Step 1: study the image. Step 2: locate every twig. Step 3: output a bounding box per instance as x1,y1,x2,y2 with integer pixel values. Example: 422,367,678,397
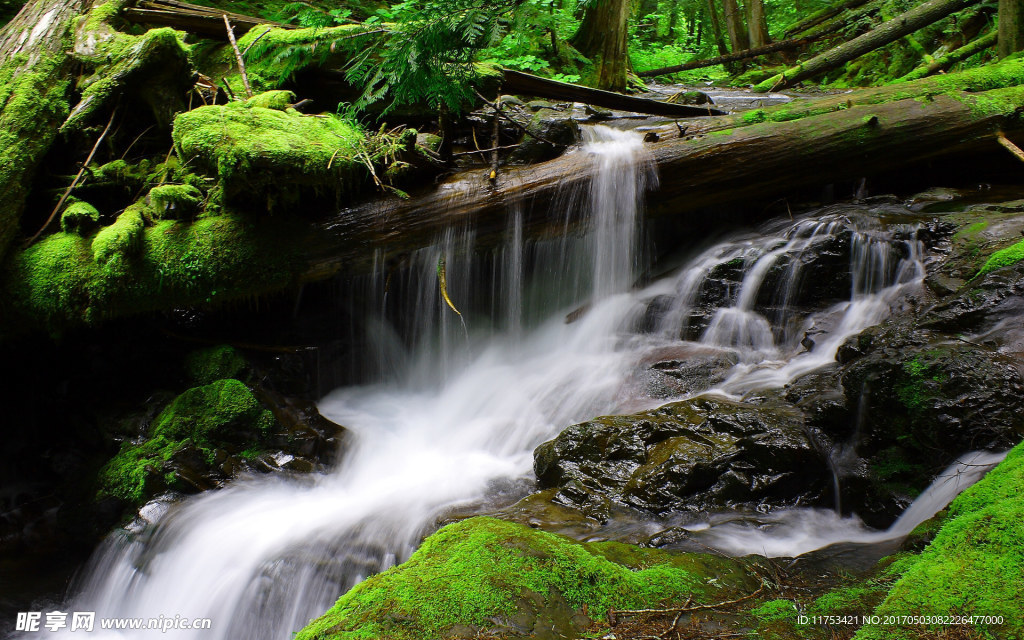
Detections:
221,76,237,101
241,25,273,56
490,92,502,182
452,143,521,158
473,89,558,146
659,596,692,638
611,586,764,619
25,106,119,246
223,15,253,98
997,131,1024,164
119,124,155,160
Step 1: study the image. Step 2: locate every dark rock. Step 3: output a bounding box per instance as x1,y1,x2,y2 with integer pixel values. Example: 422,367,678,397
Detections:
534,396,830,516
507,109,580,165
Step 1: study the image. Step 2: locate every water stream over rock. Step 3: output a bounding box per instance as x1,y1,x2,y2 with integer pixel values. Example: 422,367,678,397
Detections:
23,126,1004,638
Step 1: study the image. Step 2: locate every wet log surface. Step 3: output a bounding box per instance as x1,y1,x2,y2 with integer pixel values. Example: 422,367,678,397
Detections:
304,87,1024,278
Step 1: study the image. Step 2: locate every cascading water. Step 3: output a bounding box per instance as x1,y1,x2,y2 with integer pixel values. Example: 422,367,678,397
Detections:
22,128,997,639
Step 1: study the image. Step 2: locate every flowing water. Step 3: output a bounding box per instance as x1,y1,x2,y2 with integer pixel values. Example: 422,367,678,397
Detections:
23,126,1001,638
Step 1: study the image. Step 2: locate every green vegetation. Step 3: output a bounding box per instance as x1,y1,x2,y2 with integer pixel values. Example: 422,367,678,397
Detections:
295,516,756,640
98,378,274,504
978,238,1024,276
185,345,249,386
60,200,101,234
856,443,1024,639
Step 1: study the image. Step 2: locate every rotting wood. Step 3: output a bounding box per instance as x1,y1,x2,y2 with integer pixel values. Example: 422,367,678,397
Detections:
900,29,997,80
784,0,871,38
501,69,728,117
123,0,291,38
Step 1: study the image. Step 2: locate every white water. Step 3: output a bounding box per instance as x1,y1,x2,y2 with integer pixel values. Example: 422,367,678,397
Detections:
29,129,995,638
687,449,1007,557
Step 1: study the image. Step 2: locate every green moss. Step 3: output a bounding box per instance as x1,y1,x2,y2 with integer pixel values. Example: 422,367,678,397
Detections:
295,516,747,640
172,102,367,198
91,201,148,266
3,211,303,332
185,345,248,386
151,378,268,442
60,200,101,234
97,435,183,503
97,378,274,504
752,599,798,622
894,355,946,412
147,184,203,220
245,90,295,110
977,238,1024,277
0,53,72,263
856,442,1024,640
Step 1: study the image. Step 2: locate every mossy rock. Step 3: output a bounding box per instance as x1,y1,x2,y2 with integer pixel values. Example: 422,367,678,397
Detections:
856,442,1024,639
295,516,758,640
151,378,272,445
97,378,274,505
60,200,101,234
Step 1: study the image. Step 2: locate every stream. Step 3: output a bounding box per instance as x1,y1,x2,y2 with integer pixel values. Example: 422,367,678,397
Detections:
19,126,1006,638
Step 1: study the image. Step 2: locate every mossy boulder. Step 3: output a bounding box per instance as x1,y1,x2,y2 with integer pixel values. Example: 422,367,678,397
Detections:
507,108,580,165
295,516,759,640
98,378,274,504
534,396,829,518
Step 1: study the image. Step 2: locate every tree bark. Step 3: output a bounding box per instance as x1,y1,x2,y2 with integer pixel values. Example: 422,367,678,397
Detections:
747,0,770,48
998,0,1024,57
705,0,730,57
753,0,980,91
721,0,749,51
0,0,96,262
570,0,631,91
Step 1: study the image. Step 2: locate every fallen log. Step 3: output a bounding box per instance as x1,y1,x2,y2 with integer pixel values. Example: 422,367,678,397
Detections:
500,69,728,117
122,0,290,37
638,32,832,78
304,83,1024,278
899,29,997,81
753,0,979,92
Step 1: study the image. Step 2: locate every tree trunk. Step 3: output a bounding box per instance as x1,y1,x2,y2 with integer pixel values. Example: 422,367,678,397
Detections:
754,0,979,91
0,0,96,263
998,0,1024,57
705,0,730,57
721,0,749,51
570,0,631,91
747,0,770,48
784,0,871,38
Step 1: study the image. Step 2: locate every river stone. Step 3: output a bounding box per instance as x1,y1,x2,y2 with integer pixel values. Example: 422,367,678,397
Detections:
534,396,829,516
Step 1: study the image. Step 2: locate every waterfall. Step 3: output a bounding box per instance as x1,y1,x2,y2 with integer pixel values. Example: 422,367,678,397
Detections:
26,130,991,639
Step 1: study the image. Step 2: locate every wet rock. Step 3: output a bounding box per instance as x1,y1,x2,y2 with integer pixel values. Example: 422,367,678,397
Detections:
633,346,739,399
534,396,830,515
507,108,580,165
919,260,1024,334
